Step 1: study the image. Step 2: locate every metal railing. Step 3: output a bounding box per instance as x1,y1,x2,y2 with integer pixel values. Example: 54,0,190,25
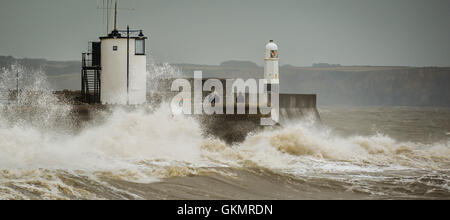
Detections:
81,52,101,104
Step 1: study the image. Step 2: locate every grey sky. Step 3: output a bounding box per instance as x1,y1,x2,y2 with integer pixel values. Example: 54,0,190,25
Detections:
0,0,449,66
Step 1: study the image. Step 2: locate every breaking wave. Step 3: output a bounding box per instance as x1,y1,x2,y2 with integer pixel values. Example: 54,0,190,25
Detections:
0,64,449,199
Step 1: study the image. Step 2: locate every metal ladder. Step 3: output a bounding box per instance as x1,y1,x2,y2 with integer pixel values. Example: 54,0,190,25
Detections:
81,53,101,104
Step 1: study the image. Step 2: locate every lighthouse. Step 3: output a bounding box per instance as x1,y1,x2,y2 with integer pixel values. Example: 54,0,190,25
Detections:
81,1,147,105
264,40,280,86
99,27,147,105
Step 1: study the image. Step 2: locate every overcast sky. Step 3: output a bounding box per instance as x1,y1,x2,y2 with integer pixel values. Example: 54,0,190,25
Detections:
0,0,449,66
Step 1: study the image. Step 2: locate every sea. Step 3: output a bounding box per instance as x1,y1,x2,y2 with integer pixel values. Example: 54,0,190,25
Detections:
0,65,448,200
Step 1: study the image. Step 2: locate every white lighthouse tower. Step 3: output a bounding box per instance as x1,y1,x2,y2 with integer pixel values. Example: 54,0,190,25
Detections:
100,28,147,105
264,40,280,85
81,1,147,105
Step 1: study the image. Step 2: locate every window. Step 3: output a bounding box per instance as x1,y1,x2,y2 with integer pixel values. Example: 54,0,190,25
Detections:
270,50,278,58
135,39,145,55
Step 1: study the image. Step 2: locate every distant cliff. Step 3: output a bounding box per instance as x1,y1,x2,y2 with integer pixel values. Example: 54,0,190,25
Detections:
176,61,450,107
0,56,80,76
1,57,449,107
280,66,450,107
0,56,81,90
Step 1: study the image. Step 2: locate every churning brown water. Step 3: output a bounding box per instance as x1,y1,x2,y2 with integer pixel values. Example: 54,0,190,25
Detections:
0,65,449,200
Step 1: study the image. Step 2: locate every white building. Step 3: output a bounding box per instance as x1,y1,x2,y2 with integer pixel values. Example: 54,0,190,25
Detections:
99,30,147,105
264,40,280,85
81,1,147,105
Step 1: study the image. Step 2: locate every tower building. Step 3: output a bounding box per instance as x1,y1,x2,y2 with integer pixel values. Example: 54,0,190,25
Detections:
264,40,280,85
81,0,147,105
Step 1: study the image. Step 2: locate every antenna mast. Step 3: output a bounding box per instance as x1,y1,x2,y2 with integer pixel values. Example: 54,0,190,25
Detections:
97,0,135,34
114,0,118,31
16,69,19,104
106,0,110,33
